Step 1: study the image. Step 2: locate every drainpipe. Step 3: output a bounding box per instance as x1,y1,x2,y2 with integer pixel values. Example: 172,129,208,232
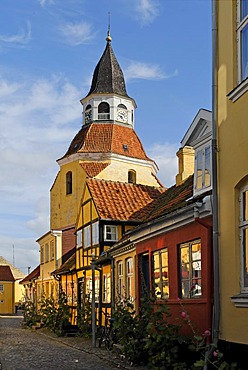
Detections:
211,0,220,347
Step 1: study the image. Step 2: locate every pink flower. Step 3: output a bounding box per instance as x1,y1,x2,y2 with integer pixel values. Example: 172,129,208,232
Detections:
213,351,218,357
203,329,211,337
181,311,187,318
177,297,181,301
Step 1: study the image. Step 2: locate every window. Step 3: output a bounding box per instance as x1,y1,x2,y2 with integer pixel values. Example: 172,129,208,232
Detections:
98,102,110,120
179,240,202,299
128,170,136,184
45,243,49,262
77,229,82,248
0,284,4,292
153,248,169,299
66,171,72,195
92,222,99,245
238,0,248,82
104,225,118,241
239,185,248,291
84,225,91,247
126,258,134,300
117,261,124,297
195,145,211,192
50,240,55,260
40,245,44,264
103,274,111,303
84,104,92,124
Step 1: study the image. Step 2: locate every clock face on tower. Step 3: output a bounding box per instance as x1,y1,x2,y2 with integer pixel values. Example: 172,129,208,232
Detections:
117,109,128,123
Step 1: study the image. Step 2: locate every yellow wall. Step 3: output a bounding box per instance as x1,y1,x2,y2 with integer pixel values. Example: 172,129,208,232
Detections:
36,232,59,302
0,281,14,314
217,0,248,344
95,159,160,187
50,161,87,230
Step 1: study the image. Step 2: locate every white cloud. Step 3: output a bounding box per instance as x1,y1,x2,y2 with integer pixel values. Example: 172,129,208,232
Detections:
39,0,54,6
59,21,96,45
0,75,82,269
0,21,31,46
147,142,179,187
124,61,178,81
136,0,160,25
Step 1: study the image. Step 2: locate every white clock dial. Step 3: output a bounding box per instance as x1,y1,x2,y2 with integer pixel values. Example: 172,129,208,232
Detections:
117,109,128,123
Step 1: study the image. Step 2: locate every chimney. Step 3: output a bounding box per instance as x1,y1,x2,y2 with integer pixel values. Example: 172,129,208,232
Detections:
176,146,194,186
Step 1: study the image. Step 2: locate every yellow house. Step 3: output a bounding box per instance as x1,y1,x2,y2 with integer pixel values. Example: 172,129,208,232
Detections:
74,178,164,326
0,256,25,309
0,266,15,314
36,228,75,304
215,0,248,359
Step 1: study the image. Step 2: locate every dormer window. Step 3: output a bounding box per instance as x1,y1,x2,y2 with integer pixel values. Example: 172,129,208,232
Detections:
128,170,136,184
66,171,72,195
98,102,110,120
84,104,92,124
195,145,211,192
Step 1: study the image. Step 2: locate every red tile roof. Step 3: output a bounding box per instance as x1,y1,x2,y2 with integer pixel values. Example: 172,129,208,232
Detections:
87,178,165,221
144,175,194,222
60,123,151,161
80,162,110,177
0,266,15,282
19,265,40,284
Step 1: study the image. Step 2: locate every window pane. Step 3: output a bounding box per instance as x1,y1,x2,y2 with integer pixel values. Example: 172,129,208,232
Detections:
242,23,248,80
196,150,203,189
242,0,248,20
153,249,169,299
180,240,202,299
204,146,211,187
242,190,248,221
243,228,248,287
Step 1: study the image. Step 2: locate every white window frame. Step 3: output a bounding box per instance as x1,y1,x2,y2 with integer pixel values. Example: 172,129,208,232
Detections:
237,0,248,83
103,273,111,303
84,225,91,248
194,144,211,194
126,258,134,300
117,261,124,297
239,185,248,293
92,222,99,245
104,225,118,242
77,229,82,248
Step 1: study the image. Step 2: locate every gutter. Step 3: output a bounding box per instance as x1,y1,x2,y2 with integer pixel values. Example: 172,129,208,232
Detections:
211,0,220,347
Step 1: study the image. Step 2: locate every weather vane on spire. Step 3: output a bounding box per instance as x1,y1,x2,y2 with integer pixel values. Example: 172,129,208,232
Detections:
106,11,112,42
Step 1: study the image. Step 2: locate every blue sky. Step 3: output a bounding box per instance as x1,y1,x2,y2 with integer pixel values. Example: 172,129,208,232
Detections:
0,0,211,273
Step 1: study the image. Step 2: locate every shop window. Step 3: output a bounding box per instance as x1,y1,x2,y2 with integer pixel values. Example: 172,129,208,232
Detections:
152,248,169,299
179,240,202,299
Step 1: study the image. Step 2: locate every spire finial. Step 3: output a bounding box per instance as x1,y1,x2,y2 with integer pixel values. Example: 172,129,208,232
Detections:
106,12,112,42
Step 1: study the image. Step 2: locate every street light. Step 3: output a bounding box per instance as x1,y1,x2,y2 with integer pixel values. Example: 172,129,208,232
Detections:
91,253,96,348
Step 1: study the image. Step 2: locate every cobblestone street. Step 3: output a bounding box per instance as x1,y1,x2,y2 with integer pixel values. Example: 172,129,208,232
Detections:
0,314,131,370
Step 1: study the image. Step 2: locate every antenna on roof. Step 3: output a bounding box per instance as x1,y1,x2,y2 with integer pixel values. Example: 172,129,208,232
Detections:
106,12,112,43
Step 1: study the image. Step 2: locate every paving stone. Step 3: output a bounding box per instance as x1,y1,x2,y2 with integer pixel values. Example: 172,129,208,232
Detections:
0,314,139,370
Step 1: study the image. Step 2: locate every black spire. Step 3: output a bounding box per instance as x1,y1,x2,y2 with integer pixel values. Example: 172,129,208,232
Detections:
86,32,129,97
